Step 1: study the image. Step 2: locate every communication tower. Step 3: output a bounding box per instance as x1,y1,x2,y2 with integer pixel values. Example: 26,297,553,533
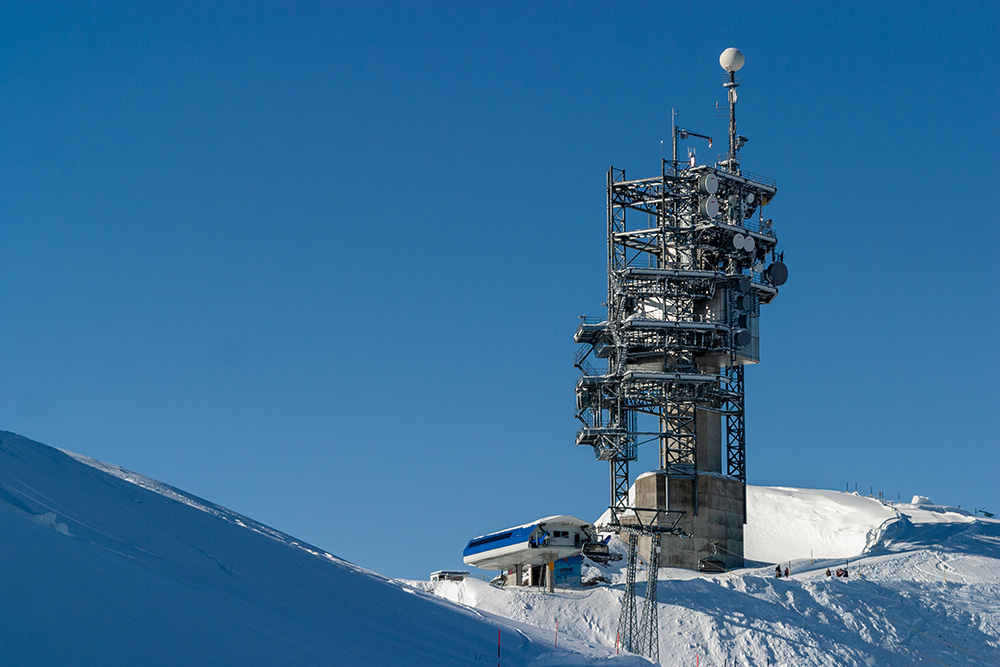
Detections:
575,48,788,575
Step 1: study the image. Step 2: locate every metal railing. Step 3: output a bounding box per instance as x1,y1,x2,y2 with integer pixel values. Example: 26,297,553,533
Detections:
740,169,776,188
714,157,776,188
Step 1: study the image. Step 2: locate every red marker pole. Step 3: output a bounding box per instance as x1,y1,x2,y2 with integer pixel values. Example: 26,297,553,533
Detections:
497,628,501,667
616,632,620,654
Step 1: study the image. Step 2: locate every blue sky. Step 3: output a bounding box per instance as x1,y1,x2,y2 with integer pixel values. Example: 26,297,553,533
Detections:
1,2,997,580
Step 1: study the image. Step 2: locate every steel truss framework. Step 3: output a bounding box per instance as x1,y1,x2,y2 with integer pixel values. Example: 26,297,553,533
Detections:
723,364,747,486
575,161,780,515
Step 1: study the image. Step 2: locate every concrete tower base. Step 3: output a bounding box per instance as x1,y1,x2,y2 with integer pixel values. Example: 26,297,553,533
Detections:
632,472,745,570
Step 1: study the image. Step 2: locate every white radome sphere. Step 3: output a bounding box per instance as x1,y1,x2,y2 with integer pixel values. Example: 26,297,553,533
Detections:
719,48,745,73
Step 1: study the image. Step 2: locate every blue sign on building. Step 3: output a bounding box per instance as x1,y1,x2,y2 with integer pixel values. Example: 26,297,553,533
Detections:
553,555,583,586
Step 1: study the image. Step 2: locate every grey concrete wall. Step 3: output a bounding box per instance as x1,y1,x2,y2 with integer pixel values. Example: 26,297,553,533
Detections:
629,473,745,571
634,473,666,510
664,475,745,569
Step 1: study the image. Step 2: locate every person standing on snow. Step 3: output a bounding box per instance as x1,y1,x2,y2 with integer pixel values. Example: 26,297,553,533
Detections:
775,565,781,578
784,566,790,578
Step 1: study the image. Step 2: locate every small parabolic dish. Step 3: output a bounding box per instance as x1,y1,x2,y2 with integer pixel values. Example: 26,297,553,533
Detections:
699,172,719,195
732,233,745,250
743,236,756,253
764,261,788,286
720,48,745,73
701,196,719,218
734,329,752,347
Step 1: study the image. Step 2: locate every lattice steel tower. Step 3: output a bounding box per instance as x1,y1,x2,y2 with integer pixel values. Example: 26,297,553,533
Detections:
575,48,788,571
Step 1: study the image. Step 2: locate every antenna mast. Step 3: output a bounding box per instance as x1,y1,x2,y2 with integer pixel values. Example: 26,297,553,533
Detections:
720,47,746,171
574,52,790,659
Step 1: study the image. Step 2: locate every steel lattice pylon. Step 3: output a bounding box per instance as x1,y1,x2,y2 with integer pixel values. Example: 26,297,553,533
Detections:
611,509,682,662
636,532,662,661
616,531,640,653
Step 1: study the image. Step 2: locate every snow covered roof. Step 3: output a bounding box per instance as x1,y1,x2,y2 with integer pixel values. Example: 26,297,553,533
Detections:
466,515,593,542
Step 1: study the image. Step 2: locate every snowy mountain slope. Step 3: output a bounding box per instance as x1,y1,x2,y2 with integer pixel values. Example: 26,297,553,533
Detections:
4,427,996,666
0,431,648,666
419,486,1000,666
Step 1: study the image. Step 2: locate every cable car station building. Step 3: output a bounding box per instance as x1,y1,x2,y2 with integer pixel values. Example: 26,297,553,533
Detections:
462,516,597,589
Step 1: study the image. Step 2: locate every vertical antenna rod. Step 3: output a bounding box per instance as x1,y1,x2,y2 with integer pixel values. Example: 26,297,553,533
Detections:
720,48,745,170
671,108,678,174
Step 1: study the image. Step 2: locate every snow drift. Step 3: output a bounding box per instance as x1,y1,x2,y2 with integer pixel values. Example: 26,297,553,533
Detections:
744,485,897,563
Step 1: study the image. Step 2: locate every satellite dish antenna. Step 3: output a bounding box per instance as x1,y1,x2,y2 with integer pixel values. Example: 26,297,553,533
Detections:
698,172,719,195
700,196,720,218
719,48,745,73
763,261,788,286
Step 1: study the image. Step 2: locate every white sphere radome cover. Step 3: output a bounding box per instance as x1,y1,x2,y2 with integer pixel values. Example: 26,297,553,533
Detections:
720,48,745,72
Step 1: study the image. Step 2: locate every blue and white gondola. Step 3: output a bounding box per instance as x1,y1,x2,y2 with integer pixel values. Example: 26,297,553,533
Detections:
462,515,595,571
